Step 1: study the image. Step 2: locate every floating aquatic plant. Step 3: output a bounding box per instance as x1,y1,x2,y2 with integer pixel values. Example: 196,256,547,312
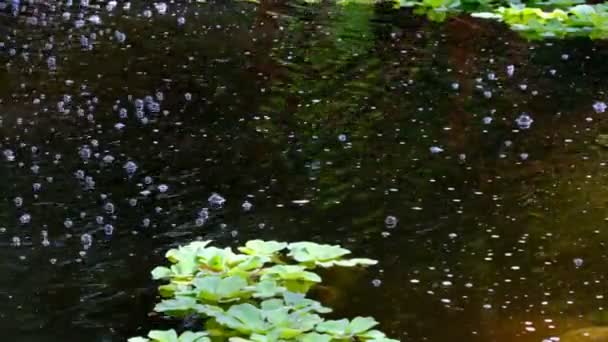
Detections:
296,0,608,39
130,240,397,342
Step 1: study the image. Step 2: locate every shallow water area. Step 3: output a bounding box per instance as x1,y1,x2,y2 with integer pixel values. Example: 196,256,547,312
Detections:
2,0,608,341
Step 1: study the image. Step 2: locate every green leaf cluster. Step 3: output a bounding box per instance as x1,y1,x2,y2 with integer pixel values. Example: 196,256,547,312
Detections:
295,0,608,39
129,240,396,342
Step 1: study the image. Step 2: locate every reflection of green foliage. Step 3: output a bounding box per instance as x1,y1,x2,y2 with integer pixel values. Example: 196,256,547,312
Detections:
130,240,397,342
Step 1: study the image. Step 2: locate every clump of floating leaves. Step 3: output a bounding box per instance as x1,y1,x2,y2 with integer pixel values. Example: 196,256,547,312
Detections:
129,240,398,342
302,0,608,39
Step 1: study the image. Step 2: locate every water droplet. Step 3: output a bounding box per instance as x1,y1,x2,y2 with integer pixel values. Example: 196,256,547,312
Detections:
19,213,31,225
515,113,534,130
593,101,607,114
81,233,93,249
430,146,444,154
123,161,138,176
242,201,253,211
384,215,398,229
208,193,226,208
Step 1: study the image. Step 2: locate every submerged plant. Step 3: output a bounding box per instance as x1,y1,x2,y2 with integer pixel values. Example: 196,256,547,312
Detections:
130,240,398,342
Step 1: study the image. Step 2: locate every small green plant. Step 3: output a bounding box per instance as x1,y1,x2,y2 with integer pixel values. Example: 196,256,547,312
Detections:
129,240,398,342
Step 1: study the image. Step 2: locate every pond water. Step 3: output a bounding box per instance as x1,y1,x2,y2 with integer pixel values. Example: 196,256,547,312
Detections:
2,1,608,341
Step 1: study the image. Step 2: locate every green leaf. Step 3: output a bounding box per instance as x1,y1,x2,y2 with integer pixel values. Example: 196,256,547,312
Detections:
315,317,379,338
155,297,198,315
349,317,379,334
283,292,332,314
287,242,351,263
152,266,173,280
297,333,332,342
193,275,249,303
178,331,211,342
262,265,322,283
316,258,378,268
215,303,268,334
238,240,287,256
149,330,179,342
249,279,286,298
128,338,150,342
315,319,350,335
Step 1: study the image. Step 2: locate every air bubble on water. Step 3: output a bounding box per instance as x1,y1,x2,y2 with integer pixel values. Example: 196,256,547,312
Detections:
520,153,529,160
384,215,398,229
208,193,226,208
154,2,167,14
430,146,444,154
19,213,31,225
74,170,85,180
124,161,138,176
64,218,73,228
31,165,40,174
79,145,92,160
4,149,15,161
81,233,92,249
32,183,41,192
198,208,209,220
242,201,253,211
593,101,607,113
114,30,126,43
106,0,117,11
104,224,114,235
506,65,515,77
338,134,347,142
158,184,169,193
482,116,492,124
451,82,459,90
12,236,21,247
47,56,56,71
185,93,192,101
195,217,206,226
177,16,186,25
96,216,104,225
84,176,96,190
102,155,115,164
144,176,153,185
573,258,583,268
142,218,151,228
104,202,115,214
119,108,128,119
128,198,138,207
14,197,23,207
515,113,534,129
372,279,382,287
88,14,101,25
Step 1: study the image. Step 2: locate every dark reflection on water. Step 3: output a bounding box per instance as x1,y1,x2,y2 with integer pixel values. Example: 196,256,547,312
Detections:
2,0,608,341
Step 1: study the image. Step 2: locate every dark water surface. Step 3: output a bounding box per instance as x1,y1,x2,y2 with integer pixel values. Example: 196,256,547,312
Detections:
2,1,608,341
